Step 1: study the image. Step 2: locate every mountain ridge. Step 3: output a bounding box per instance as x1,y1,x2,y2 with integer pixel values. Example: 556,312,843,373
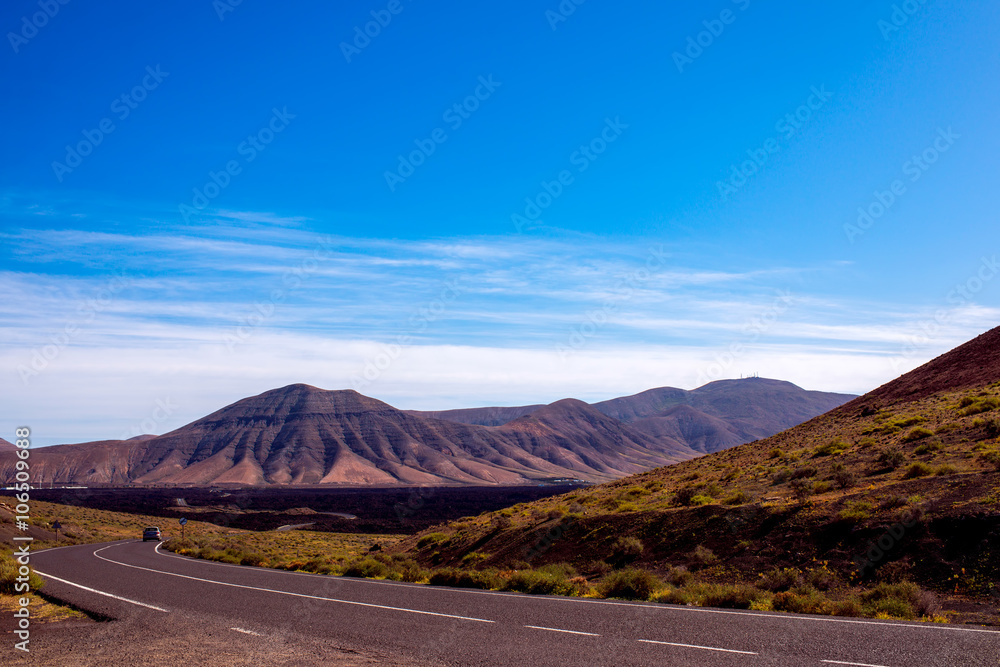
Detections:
0,379,854,487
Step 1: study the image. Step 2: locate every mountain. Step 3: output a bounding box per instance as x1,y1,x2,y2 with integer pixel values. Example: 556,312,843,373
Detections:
0,385,697,487
856,325,1000,407
0,438,16,453
0,379,853,488
415,379,855,456
596,379,856,454
408,405,544,427
402,326,1000,618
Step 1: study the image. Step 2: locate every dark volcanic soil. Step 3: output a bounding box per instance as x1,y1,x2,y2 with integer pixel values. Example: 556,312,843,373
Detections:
31,484,588,534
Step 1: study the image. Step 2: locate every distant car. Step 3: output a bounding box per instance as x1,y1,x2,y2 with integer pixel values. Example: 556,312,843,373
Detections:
142,527,161,542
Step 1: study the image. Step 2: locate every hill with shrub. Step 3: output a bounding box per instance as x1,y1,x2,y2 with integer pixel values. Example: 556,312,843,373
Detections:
395,327,1000,624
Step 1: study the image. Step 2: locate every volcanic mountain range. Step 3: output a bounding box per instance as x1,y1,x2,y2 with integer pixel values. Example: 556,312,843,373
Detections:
0,379,853,487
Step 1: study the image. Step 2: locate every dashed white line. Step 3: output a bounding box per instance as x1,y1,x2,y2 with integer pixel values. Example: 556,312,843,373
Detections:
150,544,999,637
33,569,169,612
230,627,263,636
93,544,493,624
524,625,600,636
821,661,889,667
638,639,758,655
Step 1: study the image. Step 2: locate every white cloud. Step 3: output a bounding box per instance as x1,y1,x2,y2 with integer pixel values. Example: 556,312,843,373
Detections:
2,218,996,447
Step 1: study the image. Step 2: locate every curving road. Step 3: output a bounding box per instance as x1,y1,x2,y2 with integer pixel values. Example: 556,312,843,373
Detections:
29,541,1000,666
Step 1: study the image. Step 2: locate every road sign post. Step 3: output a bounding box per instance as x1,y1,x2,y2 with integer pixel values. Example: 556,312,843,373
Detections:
179,516,187,541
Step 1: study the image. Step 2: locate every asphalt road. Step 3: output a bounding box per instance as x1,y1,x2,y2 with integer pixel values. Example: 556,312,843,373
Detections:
28,541,1000,666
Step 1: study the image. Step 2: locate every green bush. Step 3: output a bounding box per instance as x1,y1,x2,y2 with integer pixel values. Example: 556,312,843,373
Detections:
790,478,814,501
790,466,818,480
699,583,766,610
813,440,849,457
342,557,389,579
961,397,999,416
877,449,906,470
240,552,268,567
503,564,580,596
913,438,942,455
902,427,934,443
428,567,499,590
690,545,718,569
771,586,831,614
838,501,873,523
859,582,931,619
417,532,448,549
597,568,661,600
664,565,692,587
757,567,800,592
674,486,699,506
0,550,45,594
385,558,426,583
772,468,792,485
831,463,856,489
610,536,644,566
903,462,934,479
461,551,490,566
722,490,750,505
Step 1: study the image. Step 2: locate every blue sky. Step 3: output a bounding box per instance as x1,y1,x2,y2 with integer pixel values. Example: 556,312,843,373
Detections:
2,1,998,446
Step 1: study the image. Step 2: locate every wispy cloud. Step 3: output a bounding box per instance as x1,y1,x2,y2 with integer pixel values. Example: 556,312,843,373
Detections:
2,204,995,446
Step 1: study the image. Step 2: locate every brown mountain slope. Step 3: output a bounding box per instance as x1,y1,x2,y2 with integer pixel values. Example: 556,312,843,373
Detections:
0,438,16,453
402,326,1000,616
408,405,544,427
593,379,856,453
850,326,1000,407
414,379,854,456
497,399,697,475
0,385,698,486
2,439,144,485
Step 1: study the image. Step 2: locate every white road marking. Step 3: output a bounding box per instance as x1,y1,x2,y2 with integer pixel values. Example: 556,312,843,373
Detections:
230,627,263,636
638,639,758,655
524,625,600,636
94,544,494,624
33,569,169,612
821,661,889,667
148,542,1000,636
